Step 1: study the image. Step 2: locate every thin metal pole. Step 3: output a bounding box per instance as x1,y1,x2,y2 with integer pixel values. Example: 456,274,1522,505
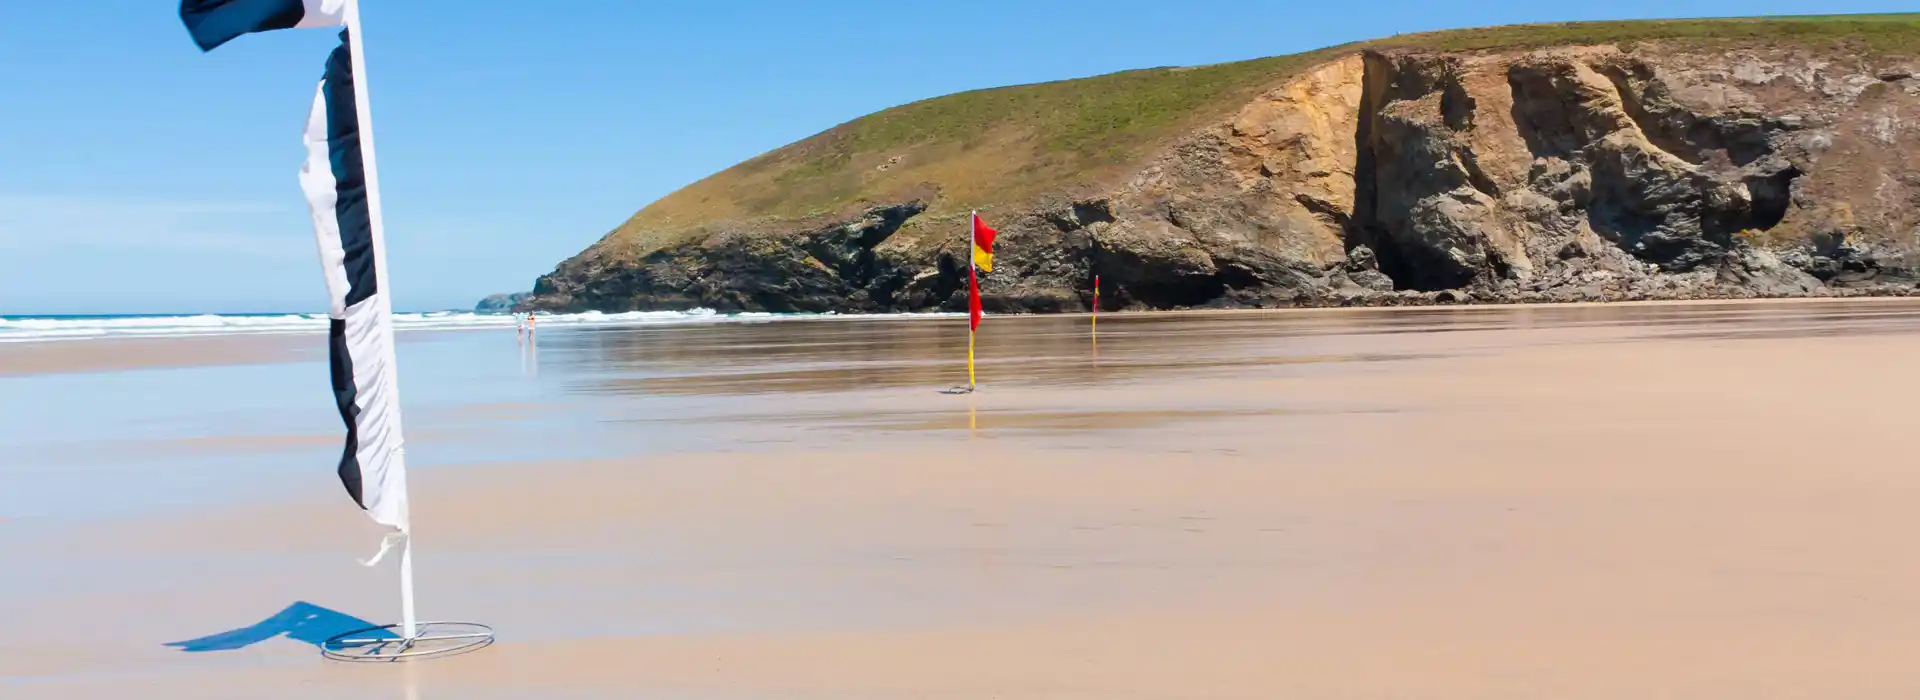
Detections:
343,0,416,642
342,0,400,426
969,212,977,392
398,535,417,639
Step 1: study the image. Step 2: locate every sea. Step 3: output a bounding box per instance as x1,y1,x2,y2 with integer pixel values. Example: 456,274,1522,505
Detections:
0,309,958,343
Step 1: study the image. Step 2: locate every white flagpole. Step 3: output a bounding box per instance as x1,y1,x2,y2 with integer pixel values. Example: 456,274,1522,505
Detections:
342,0,417,642
398,533,417,640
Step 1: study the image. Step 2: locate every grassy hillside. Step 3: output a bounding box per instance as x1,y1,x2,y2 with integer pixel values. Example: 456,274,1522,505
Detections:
598,13,1920,257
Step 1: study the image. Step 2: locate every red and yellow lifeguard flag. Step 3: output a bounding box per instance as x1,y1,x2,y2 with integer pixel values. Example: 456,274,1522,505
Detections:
965,212,999,390
972,213,997,273
969,213,997,332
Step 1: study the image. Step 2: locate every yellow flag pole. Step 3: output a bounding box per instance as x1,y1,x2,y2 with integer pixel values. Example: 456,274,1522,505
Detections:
968,328,977,392
968,210,978,393
1091,274,1099,361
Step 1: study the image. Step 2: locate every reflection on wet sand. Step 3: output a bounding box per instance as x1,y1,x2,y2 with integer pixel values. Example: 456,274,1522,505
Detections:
550,300,1920,399
629,405,1400,436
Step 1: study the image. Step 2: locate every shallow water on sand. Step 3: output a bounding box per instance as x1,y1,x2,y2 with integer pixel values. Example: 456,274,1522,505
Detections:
9,299,1920,519
9,299,1920,699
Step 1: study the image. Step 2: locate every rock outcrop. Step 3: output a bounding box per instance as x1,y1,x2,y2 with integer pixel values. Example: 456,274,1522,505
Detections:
526,25,1920,313
474,292,531,314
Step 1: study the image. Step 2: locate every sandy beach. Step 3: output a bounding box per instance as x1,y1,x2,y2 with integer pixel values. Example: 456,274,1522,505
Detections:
8,300,1920,698
0,334,318,376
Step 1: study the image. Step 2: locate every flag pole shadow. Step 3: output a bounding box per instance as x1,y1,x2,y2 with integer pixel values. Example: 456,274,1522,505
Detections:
164,601,396,653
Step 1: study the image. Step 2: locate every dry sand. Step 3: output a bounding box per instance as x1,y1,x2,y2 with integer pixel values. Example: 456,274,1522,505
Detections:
9,300,1920,698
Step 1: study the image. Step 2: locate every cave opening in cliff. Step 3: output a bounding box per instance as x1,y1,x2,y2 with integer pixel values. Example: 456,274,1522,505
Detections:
1747,166,1801,232
1129,278,1229,309
933,253,965,311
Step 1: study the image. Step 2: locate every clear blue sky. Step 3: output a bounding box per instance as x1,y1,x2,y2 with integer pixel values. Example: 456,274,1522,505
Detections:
1,1,1909,313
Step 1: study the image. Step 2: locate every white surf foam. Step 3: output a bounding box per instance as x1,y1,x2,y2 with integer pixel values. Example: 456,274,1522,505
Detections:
0,309,955,343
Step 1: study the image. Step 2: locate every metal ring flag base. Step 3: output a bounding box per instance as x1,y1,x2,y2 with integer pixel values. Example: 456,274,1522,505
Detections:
321,621,495,662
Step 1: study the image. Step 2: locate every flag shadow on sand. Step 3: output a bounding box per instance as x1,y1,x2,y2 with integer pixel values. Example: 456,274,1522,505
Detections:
165,601,395,652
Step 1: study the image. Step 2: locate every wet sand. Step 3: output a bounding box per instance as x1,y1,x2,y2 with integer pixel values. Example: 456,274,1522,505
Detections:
0,334,318,376
9,300,1920,698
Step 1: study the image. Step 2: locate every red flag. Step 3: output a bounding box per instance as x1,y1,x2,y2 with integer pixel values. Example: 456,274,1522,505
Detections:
969,265,983,331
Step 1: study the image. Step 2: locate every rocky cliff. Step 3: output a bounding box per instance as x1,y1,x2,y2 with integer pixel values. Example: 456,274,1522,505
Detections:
525,16,1920,313
474,292,531,314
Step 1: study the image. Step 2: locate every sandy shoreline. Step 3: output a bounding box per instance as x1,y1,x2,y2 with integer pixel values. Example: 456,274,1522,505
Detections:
11,300,1920,697
0,335,318,376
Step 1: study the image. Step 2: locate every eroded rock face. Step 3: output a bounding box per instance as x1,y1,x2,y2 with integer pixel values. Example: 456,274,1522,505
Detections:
526,43,1920,313
530,202,934,313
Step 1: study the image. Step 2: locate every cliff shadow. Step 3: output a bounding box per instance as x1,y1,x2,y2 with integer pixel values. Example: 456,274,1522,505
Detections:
1342,51,1452,292
1344,54,1403,289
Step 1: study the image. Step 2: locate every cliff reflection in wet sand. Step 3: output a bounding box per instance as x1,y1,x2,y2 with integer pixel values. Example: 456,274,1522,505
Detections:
553,299,1920,399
